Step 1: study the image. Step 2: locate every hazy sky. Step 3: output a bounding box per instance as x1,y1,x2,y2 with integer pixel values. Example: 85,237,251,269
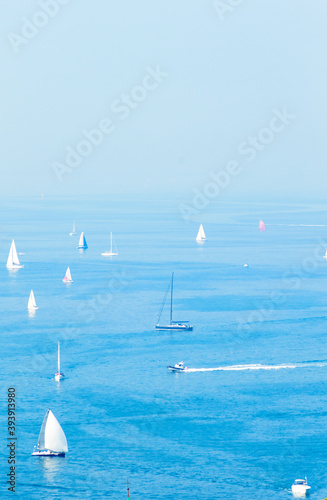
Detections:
2,1,326,199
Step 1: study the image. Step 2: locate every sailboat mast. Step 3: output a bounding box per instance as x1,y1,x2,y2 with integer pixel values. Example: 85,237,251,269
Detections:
170,273,174,324
110,232,113,253
58,343,60,373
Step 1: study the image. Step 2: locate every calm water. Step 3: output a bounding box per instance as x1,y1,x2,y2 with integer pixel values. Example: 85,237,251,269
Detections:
1,197,327,499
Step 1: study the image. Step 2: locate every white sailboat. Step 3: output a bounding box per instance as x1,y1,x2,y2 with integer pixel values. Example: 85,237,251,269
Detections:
28,290,39,310
69,222,77,236
63,267,73,283
155,273,193,331
32,409,68,457
77,232,88,249
196,224,206,243
55,342,65,381
6,240,24,269
102,232,118,256
323,250,327,259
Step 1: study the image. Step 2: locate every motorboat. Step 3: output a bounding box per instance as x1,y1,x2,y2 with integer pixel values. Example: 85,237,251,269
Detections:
167,361,188,372
291,477,311,496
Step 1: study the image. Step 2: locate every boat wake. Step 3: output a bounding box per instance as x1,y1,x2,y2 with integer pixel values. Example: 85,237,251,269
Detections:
186,361,327,373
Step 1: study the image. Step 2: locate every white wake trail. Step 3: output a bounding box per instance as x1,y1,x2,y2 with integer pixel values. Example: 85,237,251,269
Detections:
186,362,327,373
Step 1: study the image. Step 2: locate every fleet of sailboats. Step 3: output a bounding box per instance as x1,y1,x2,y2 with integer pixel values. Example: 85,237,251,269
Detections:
155,273,193,331
6,240,24,269
55,342,65,381
102,232,118,256
196,224,206,243
32,409,68,457
27,290,38,311
63,267,73,283
77,232,88,249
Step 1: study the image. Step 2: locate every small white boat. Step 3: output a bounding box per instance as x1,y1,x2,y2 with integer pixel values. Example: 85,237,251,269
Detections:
28,289,39,311
77,232,88,249
323,250,327,259
32,409,68,457
63,267,73,283
55,342,65,381
167,361,188,372
102,232,118,256
291,478,311,496
6,240,24,269
196,224,206,243
69,221,77,236
243,264,249,267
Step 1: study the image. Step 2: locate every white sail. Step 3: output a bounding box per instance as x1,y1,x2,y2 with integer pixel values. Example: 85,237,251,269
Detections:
7,240,23,269
58,343,60,373
77,232,87,248
69,222,76,236
28,289,38,310
38,410,68,453
72,222,75,232
63,267,73,283
196,224,206,242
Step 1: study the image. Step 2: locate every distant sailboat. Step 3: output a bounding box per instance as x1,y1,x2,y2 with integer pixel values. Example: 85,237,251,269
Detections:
63,267,73,283
77,232,88,249
55,342,65,381
32,409,68,457
6,240,24,269
259,220,266,231
69,222,77,236
102,232,118,256
127,478,130,499
155,273,193,331
28,290,39,310
196,224,206,243
323,250,327,259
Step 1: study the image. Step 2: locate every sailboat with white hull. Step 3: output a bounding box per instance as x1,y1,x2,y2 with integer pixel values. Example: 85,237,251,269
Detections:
6,240,24,269
196,224,206,243
28,290,38,311
69,222,77,236
155,273,193,331
77,232,88,249
32,409,68,457
102,232,118,256
55,342,65,381
63,267,73,283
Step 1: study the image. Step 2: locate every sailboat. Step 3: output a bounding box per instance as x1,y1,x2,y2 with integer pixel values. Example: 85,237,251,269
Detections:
259,220,266,231
102,232,118,256
127,478,130,499
69,222,77,236
55,342,65,381
196,224,206,243
77,232,88,249
155,273,193,331
323,250,327,259
6,240,24,269
32,409,68,457
28,290,39,311
63,267,73,283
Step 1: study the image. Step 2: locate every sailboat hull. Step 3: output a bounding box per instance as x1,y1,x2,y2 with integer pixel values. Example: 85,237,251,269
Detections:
155,324,193,331
102,251,118,256
55,373,65,382
7,264,24,269
32,450,65,457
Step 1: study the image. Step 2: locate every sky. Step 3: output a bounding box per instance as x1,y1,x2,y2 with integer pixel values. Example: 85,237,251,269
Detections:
1,0,326,200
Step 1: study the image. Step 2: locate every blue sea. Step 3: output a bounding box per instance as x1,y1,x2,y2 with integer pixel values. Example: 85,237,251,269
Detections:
2,197,327,499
